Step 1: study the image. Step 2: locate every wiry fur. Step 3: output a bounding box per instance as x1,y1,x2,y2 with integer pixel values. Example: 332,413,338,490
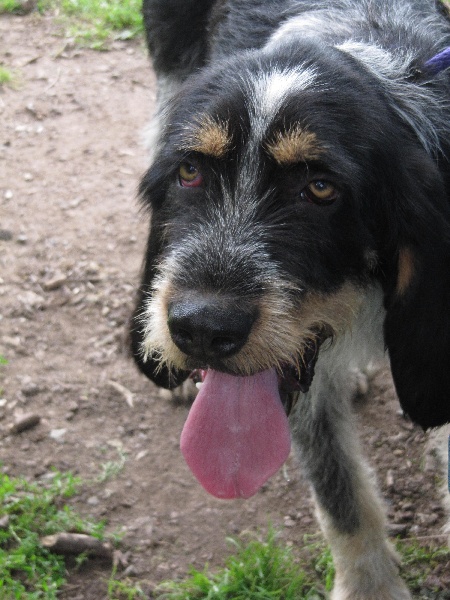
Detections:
131,1,450,598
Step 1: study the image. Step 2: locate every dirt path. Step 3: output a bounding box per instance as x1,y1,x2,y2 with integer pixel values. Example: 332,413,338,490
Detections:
0,12,448,599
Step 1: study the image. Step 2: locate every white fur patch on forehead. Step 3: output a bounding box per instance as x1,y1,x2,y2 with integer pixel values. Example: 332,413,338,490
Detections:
246,67,317,137
257,68,316,116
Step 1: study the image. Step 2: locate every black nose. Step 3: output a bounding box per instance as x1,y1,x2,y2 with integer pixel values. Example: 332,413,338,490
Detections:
168,296,257,361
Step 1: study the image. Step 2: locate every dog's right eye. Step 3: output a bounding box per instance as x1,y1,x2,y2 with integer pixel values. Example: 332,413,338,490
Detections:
300,180,338,205
179,163,203,188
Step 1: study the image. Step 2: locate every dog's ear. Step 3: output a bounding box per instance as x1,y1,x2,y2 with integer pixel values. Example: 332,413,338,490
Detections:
382,152,450,429
129,169,190,390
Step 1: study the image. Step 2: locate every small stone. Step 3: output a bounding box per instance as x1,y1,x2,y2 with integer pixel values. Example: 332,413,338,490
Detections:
0,230,13,241
18,290,44,309
42,272,68,291
388,523,408,537
17,234,28,245
10,413,41,434
386,469,395,489
283,516,296,528
2,336,20,350
394,511,414,523
66,400,79,413
21,382,41,397
0,515,10,529
49,428,67,441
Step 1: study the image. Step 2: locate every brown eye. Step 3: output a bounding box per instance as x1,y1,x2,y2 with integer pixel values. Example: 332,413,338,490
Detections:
179,163,203,187
302,180,338,205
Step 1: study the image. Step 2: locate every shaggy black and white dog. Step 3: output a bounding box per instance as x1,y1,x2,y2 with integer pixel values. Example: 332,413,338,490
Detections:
130,1,450,597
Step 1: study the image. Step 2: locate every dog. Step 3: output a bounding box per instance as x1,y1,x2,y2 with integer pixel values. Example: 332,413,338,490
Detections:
130,1,450,598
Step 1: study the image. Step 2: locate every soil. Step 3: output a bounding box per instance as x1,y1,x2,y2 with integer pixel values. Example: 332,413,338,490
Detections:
0,12,449,600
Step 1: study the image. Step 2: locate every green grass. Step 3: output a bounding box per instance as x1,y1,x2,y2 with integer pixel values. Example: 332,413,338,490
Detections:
37,0,144,49
154,531,450,600
0,0,21,13
398,540,450,593
1,464,448,599
0,0,144,48
97,449,128,483
108,567,147,600
0,65,13,86
157,529,332,600
0,469,108,599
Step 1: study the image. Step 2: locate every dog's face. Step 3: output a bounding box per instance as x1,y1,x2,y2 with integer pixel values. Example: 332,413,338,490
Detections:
131,40,450,431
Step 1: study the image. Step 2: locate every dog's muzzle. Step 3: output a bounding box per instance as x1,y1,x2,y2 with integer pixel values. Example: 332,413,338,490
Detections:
164,291,328,500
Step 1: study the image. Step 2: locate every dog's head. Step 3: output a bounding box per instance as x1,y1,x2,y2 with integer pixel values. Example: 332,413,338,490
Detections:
131,40,450,432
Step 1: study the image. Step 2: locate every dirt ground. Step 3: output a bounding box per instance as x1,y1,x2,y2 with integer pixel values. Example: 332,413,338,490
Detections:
1,12,449,599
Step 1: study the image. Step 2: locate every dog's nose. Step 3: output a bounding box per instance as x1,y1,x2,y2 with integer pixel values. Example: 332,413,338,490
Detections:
168,297,256,360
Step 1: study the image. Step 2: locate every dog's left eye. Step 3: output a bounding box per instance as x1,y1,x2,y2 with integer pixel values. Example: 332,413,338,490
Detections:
301,180,338,205
179,163,203,188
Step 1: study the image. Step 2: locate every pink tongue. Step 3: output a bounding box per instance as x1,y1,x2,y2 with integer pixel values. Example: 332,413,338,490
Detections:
180,368,291,499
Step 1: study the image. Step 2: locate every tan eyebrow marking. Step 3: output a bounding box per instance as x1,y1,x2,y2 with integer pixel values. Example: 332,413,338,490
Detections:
180,115,232,158
265,124,323,164
396,247,415,296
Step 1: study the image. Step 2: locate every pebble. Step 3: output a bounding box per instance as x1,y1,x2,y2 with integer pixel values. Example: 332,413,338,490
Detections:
394,510,414,523
0,230,13,241
21,382,41,397
388,523,408,536
49,428,67,441
2,336,21,349
42,272,68,291
19,290,45,309
0,515,10,529
9,413,41,434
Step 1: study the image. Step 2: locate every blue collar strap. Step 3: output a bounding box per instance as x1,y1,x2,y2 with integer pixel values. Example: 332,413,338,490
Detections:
424,46,450,74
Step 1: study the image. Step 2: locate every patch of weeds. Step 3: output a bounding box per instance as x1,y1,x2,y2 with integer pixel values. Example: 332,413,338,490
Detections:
0,469,108,598
36,0,144,48
397,540,450,593
0,65,18,88
97,449,127,483
0,66,12,85
302,535,335,593
157,528,329,600
0,0,23,13
108,566,146,600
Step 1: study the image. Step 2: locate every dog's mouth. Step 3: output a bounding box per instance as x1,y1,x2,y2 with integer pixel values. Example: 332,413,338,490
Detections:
180,331,328,500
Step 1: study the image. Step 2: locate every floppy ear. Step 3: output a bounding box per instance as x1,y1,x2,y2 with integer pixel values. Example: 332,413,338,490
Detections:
129,169,190,390
382,153,450,429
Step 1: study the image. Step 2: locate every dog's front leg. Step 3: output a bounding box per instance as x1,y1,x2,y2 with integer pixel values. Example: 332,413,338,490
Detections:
291,367,411,600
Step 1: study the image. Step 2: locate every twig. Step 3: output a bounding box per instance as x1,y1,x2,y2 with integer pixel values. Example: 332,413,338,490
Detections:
107,380,134,408
40,533,113,558
45,67,61,92
9,413,41,434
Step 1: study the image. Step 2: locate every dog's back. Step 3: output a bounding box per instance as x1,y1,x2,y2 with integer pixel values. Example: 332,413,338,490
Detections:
144,0,450,78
